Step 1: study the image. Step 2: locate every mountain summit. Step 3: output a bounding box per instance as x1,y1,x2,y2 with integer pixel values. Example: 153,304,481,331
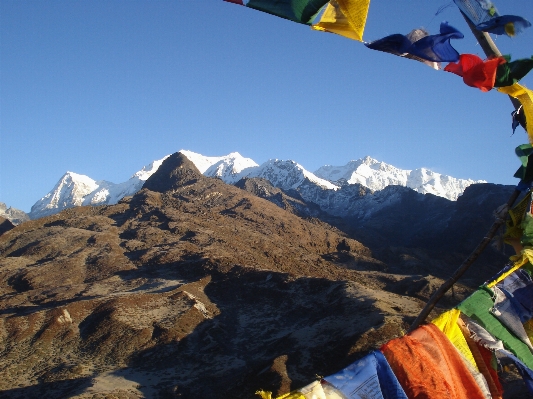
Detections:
29,172,99,219
143,152,204,192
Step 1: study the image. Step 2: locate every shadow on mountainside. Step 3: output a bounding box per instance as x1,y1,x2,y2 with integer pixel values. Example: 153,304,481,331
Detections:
326,184,517,277
104,263,414,398
0,376,94,399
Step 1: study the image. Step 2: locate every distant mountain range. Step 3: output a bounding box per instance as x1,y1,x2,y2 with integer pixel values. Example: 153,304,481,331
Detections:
0,202,29,225
22,150,484,221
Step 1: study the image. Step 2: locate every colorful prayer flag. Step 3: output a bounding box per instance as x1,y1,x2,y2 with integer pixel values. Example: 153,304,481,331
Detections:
381,324,487,399
366,29,441,69
365,22,463,64
324,350,407,399
498,84,533,142
432,309,479,370
444,54,506,92
513,144,533,181
492,285,533,350
237,0,330,25
257,380,346,399
464,318,533,396
477,15,531,37
456,318,504,399
431,309,494,398
497,350,533,395
453,0,499,26
458,288,533,369
312,0,370,42
496,56,533,87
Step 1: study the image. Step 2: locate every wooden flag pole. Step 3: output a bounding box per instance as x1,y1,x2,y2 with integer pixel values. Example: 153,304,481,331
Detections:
408,14,526,332
408,189,520,332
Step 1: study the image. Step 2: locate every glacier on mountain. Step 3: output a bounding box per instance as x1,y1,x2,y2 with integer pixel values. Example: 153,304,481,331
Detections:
245,159,338,191
27,150,484,220
314,156,481,201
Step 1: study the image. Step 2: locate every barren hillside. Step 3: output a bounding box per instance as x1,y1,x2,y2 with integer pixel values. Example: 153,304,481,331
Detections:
0,153,491,398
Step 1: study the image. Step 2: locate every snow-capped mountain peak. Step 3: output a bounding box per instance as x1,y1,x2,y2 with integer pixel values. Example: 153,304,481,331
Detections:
246,159,338,191
177,150,259,184
314,157,484,201
29,158,173,219
199,152,259,184
30,172,99,218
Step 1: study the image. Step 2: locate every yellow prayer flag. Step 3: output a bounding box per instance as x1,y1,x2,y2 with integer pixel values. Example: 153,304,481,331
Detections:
431,309,479,371
256,391,305,399
497,83,533,143
311,0,370,42
486,248,533,288
524,319,533,343
258,381,337,399
277,392,305,399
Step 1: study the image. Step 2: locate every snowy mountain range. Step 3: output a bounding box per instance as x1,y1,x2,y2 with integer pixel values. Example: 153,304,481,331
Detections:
27,150,484,220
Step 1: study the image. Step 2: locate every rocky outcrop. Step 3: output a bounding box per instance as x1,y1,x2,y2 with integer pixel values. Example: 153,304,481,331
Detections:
235,177,324,218
143,152,204,192
0,202,29,225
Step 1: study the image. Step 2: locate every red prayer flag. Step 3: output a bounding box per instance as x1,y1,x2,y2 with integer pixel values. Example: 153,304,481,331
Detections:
445,54,507,92
381,324,487,399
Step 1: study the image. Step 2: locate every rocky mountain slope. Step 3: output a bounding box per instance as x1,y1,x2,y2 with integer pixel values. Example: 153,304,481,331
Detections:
239,176,516,280
1,152,511,398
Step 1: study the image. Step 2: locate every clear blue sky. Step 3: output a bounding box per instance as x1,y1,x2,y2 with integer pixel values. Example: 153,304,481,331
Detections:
2,0,533,212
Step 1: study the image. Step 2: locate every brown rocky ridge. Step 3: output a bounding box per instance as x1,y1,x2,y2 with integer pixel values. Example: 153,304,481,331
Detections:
0,152,525,398
0,216,15,236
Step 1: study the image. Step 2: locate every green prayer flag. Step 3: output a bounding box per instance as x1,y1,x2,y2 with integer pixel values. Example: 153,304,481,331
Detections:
496,56,533,87
457,288,533,370
246,0,329,24
522,213,533,248
514,144,533,182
